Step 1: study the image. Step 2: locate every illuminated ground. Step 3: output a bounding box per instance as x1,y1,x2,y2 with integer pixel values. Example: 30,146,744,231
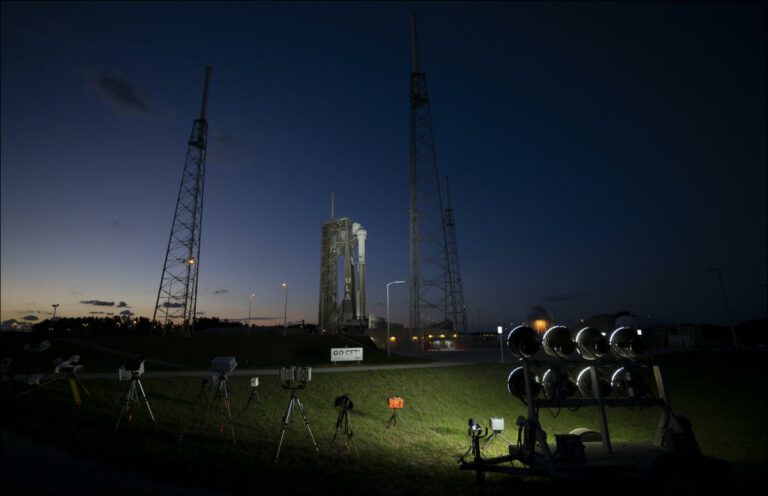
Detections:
0,335,764,495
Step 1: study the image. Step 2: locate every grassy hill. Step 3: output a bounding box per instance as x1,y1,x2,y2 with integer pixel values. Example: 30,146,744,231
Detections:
0,337,764,495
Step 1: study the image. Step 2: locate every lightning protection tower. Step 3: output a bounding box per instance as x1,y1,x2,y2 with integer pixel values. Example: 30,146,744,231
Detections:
444,176,468,333
409,15,457,345
153,66,212,336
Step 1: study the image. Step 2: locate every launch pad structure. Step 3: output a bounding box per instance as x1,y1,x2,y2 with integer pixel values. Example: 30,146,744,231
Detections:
318,195,368,334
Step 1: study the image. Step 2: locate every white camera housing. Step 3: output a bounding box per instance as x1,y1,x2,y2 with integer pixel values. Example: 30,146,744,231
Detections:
489,416,505,432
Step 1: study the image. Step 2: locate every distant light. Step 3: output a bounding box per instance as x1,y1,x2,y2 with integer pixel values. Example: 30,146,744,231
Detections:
389,336,396,342
439,334,445,338
532,319,547,333
281,283,287,288
497,326,503,335
187,258,196,265
637,329,643,336
452,333,458,338
411,336,418,341
428,334,433,339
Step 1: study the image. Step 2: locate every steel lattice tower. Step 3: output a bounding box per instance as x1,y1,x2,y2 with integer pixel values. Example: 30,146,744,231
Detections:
444,176,468,333
409,15,456,343
153,66,212,336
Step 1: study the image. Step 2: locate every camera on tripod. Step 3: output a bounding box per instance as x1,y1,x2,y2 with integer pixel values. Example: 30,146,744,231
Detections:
468,418,485,438
335,394,353,412
119,354,145,381
210,356,237,375
280,366,311,388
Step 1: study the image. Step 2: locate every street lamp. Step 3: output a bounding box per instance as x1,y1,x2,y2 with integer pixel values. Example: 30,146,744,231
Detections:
497,325,504,362
248,293,255,327
708,268,739,350
49,304,59,334
281,283,288,337
386,280,405,357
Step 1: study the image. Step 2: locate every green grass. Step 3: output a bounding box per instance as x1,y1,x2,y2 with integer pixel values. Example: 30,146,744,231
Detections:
1,347,764,495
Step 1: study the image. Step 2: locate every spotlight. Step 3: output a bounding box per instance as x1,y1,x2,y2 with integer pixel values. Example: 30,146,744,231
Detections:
542,326,576,359
609,327,647,359
506,325,540,358
507,366,541,401
575,366,613,398
610,366,650,398
541,367,577,401
575,327,610,360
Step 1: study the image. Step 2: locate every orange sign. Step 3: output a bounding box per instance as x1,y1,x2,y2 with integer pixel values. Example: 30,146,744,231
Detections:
387,396,404,409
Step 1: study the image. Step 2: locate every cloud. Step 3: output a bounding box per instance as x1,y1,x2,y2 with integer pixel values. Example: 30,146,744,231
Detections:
162,302,184,308
213,289,229,295
22,315,39,321
119,310,134,316
70,290,83,295
80,300,115,307
544,292,591,303
116,301,129,308
95,74,151,113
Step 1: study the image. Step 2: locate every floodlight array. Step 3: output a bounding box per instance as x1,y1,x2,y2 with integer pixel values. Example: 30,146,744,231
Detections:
504,324,652,405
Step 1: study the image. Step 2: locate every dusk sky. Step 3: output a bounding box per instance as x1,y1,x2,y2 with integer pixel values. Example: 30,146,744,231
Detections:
1,1,765,329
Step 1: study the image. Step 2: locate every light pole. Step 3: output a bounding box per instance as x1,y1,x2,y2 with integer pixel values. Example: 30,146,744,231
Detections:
497,325,504,362
708,268,739,350
49,304,59,334
248,293,255,327
386,280,405,357
281,283,288,337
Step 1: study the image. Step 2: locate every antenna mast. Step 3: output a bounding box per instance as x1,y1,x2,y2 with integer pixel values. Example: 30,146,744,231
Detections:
152,66,212,336
409,14,457,347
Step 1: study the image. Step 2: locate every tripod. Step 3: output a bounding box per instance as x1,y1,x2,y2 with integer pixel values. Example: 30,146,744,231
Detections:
333,404,358,457
16,370,90,407
274,388,319,462
243,383,261,413
179,373,236,445
386,408,405,428
115,371,155,432
483,429,512,450
210,373,237,445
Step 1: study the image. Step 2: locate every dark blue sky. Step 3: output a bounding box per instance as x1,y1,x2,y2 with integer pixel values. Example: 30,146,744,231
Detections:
1,1,765,328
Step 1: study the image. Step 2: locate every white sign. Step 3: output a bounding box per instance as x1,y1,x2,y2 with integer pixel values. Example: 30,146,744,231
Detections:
331,347,363,363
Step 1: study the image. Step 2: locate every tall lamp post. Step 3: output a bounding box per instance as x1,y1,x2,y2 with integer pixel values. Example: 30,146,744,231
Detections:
248,293,255,327
50,304,59,333
281,283,288,337
708,268,739,350
386,280,405,357
497,326,504,362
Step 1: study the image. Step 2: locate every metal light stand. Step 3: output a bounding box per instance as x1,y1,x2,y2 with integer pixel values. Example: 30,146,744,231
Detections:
115,370,156,432
333,402,358,457
274,386,319,463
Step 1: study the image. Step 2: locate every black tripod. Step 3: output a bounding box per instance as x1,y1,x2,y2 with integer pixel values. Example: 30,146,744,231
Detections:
179,373,236,445
386,408,405,428
332,398,358,457
210,373,236,445
274,388,319,463
115,371,155,432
